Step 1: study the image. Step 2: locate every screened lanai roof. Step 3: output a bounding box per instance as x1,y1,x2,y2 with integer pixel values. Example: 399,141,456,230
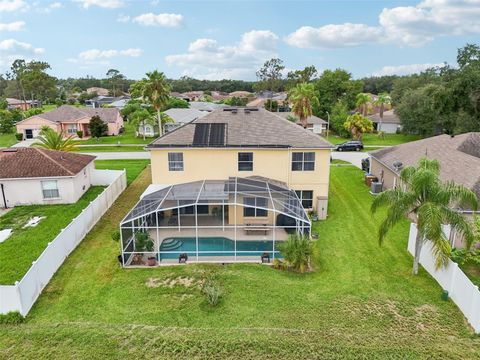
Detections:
121,177,311,225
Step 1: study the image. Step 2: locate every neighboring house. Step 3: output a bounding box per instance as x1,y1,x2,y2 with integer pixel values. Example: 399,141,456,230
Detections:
189,101,227,112
369,133,480,198
229,91,251,98
170,92,191,101
162,108,209,133
0,148,95,208
85,95,130,109
6,98,42,111
276,112,327,135
16,105,124,139
137,123,159,138
181,91,204,102
86,87,109,96
120,107,333,266
368,110,401,134
247,92,289,110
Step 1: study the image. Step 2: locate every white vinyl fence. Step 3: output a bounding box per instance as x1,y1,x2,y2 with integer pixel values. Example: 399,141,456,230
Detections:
408,223,480,333
0,169,127,316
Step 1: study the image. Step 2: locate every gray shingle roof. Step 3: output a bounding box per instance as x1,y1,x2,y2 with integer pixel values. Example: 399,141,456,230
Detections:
368,110,400,124
164,108,209,124
276,112,327,125
369,133,480,197
22,105,120,124
149,108,333,149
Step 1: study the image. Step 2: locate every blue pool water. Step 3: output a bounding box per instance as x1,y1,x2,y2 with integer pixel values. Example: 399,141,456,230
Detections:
159,237,279,259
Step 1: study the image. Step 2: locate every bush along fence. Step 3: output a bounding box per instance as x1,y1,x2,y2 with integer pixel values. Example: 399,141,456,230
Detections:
408,223,480,333
0,169,127,316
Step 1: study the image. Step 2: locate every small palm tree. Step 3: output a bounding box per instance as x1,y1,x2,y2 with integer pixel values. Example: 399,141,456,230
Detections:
371,158,478,275
288,83,319,128
277,234,313,273
33,127,78,152
355,93,371,116
343,113,373,140
374,92,391,131
129,109,156,140
140,71,171,137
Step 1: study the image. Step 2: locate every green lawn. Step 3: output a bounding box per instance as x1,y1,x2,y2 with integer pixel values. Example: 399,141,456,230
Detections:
95,159,150,185
81,122,153,145
327,133,422,146
0,166,478,358
0,187,105,285
0,133,17,148
460,261,480,287
75,145,146,153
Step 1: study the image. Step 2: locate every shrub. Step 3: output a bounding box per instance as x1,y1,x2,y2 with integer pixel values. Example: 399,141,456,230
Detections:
15,133,23,141
134,231,154,252
201,277,223,307
0,312,25,325
89,115,107,138
277,234,313,273
111,230,120,242
76,130,83,138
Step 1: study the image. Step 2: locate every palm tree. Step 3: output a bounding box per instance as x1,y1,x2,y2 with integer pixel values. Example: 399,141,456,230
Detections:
129,109,156,140
343,113,373,140
33,127,78,152
374,92,391,131
277,233,313,273
355,93,371,116
288,83,319,128
140,70,171,137
371,158,478,275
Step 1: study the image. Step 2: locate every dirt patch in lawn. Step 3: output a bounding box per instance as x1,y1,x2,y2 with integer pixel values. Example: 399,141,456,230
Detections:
145,276,201,289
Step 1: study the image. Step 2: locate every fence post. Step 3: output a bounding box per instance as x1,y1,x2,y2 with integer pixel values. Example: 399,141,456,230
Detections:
448,262,459,294
469,285,480,333
14,281,24,316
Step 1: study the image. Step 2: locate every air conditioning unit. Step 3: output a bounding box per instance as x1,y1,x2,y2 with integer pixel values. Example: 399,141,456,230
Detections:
370,182,383,194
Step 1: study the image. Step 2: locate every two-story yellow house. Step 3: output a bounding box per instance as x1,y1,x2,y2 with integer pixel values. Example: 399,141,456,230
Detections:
120,107,332,266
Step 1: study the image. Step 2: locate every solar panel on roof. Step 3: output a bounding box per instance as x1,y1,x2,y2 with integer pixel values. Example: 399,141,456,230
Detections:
209,123,226,146
193,123,210,145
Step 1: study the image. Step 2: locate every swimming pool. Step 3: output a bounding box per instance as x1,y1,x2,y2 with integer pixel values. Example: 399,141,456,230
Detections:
159,237,279,259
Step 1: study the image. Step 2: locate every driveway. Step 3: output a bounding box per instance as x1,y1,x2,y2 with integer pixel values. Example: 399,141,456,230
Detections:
11,139,36,148
84,152,151,160
331,151,369,169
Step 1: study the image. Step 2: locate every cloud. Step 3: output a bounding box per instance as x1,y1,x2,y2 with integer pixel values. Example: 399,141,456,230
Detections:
132,13,184,27
0,0,27,12
286,0,480,48
74,0,124,9
117,14,130,23
0,38,44,68
285,23,383,49
165,30,279,80
0,21,25,31
373,63,444,76
78,48,142,61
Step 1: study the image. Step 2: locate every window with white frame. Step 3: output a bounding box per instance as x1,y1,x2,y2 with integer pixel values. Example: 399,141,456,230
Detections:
292,152,315,171
295,190,313,209
168,152,184,171
67,124,77,134
42,180,59,199
238,152,253,171
243,197,268,217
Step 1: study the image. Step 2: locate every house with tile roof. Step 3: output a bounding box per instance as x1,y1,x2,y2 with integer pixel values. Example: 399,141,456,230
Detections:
15,105,124,140
369,133,480,199
0,148,95,208
120,107,333,266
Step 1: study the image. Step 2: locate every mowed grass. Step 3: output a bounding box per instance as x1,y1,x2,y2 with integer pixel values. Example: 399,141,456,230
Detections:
0,187,104,285
74,145,146,153
327,133,422,146
81,122,153,145
94,159,150,185
0,133,18,148
0,166,479,359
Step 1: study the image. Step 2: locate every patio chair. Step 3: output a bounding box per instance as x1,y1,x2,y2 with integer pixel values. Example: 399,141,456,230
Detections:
179,253,188,264
261,252,270,263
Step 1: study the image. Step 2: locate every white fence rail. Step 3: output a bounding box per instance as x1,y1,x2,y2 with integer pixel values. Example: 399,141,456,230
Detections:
408,223,480,333
0,169,127,316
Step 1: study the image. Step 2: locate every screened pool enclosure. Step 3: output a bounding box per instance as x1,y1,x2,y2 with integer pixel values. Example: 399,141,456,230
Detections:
120,177,311,266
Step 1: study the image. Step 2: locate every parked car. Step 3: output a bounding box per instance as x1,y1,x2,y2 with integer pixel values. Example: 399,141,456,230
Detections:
335,141,364,152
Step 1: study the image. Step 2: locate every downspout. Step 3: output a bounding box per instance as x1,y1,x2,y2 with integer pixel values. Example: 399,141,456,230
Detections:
1,183,7,209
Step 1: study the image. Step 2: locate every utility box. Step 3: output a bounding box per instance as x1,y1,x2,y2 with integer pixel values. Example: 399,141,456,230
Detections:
365,174,378,187
371,182,383,194
316,196,328,220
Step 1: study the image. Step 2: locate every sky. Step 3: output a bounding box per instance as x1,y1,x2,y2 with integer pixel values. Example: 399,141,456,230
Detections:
0,0,479,80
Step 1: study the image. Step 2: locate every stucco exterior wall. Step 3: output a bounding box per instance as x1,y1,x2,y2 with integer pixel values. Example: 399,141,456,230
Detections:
377,122,400,134
107,113,124,136
0,162,94,207
150,148,331,211
16,117,60,139
370,157,399,190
